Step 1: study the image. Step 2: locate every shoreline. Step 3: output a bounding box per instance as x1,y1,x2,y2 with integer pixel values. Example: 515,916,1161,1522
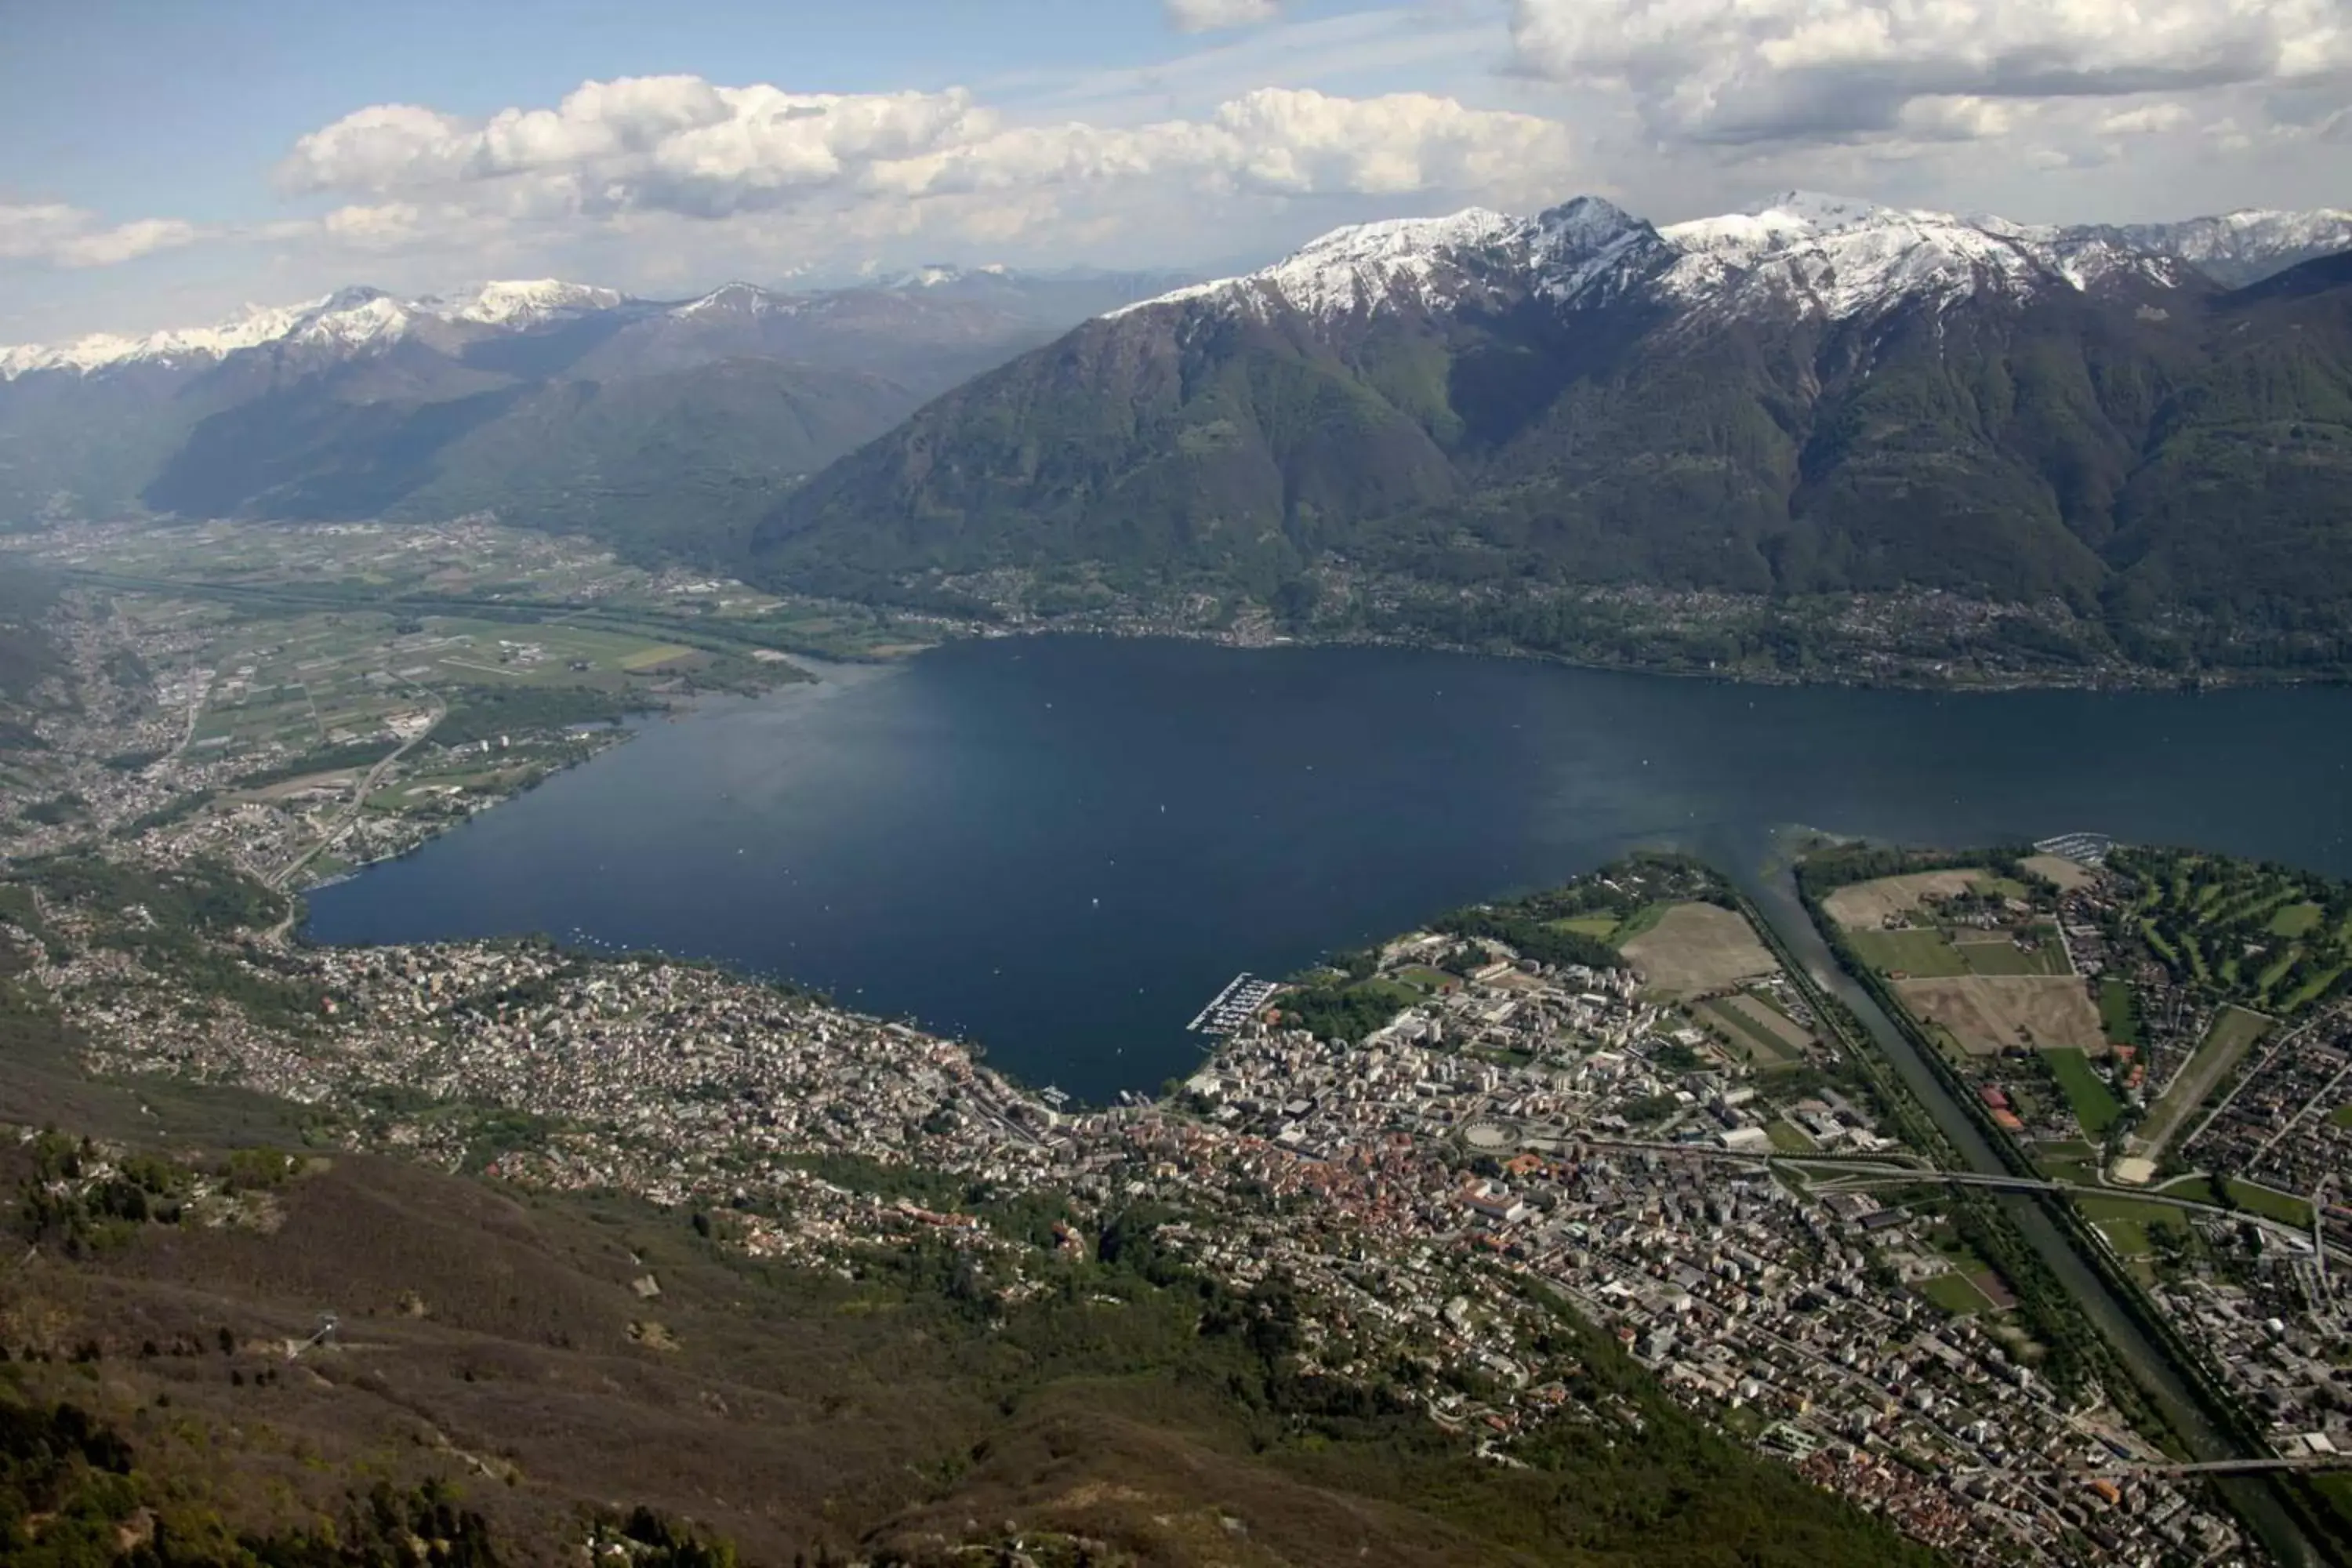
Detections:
983,616,2352,695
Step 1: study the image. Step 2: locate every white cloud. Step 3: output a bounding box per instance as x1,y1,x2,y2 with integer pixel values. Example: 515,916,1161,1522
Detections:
275,76,1573,239
2099,102,2195,135
0,203,204,268
1508,0,2351,145
1165,0,1282,31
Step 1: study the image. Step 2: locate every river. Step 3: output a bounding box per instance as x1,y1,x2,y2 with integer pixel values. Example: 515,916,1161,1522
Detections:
309,636,2352,1102
1745,872,2319,1564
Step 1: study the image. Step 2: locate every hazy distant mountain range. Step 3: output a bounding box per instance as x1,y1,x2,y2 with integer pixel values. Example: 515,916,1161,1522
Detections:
753,194,2352,666
6,193,2352,669
0,267,1189,557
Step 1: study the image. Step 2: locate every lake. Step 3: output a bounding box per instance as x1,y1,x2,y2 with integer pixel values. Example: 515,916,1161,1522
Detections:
307,637,2352,1102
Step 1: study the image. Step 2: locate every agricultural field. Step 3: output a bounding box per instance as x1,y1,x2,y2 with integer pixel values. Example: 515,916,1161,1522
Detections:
1846,927,1969,977
1948,933,2070,976
2020,854,2097,892
1820,869,1986,929
2133,1004,2270,1156
31,516,947,670
1621,902,1778,997
1892,976,2106,1057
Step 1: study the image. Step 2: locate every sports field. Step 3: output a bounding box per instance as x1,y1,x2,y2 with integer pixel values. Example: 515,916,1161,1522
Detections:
1695,993,1812,1066
1918,1272,1992,1315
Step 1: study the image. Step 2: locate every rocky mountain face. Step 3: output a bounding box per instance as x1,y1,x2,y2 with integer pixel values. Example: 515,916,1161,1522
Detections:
754,192,2352,660
0,268,1187,559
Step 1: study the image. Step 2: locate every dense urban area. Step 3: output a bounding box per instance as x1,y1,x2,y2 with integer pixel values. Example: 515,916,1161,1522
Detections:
1,524,2349,1566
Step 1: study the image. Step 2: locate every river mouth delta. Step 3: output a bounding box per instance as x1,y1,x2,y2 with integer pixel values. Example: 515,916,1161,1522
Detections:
310,634,2352,1103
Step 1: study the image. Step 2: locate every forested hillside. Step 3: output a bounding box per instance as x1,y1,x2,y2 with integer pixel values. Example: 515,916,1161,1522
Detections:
755,201,2352,674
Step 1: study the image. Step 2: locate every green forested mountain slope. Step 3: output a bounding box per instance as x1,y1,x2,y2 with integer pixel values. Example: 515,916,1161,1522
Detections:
754,212,2352,664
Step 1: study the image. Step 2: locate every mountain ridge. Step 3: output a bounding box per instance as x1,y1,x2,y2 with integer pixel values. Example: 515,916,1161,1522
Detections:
753,191,2352,676
0,267,1192,558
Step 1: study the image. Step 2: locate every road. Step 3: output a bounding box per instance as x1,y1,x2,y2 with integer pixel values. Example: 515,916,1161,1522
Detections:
1737,869,2324,1566
265,694,445,920
1511,1131,2349,1263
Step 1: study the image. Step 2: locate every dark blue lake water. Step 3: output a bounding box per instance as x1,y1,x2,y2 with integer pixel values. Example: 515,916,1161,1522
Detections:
307,637,2352,1101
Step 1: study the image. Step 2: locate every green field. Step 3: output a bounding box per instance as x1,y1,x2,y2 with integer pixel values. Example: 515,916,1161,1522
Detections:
2095,1218,2153,1255
2096,978,2141,1047
2332,1104,2352,1130
2284,964,2348,1011
2270,902,2325,937
2136,1004,2270,1154
2034,1141,2100,1185
1846,927,1968,977
2074,1194,2176,1229
2157,1176,2315,1227
1550,915,1620,939
2225,1180,2316,1228
1766,1120,1817,1153
2045,1048,2125,1136
1918,1272,1991,1315
1610,903,1668,943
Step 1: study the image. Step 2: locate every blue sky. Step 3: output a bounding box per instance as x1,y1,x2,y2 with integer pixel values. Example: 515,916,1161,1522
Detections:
4,0,2346,339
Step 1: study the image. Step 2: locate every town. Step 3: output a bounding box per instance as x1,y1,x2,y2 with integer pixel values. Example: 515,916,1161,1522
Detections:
4,532,2349,1565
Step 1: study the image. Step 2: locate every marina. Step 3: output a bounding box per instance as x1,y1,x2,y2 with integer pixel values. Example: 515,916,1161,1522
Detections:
1188,971,1282,1036
2035,830,2115,865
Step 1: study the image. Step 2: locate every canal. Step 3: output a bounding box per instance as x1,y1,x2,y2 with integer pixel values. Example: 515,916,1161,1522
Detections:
1743,868,2319,1566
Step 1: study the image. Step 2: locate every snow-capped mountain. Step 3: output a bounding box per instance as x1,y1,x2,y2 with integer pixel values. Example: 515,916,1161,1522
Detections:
760,186,2352,642
1111,190,2275,336
423,278,628,328
0,264,1189,532
0,265,1197,384
1658,191,2193,317
1108,209,1529,321
2061,208,2352,287
880,263,1011,290
671,281,808,320
0,280,637,382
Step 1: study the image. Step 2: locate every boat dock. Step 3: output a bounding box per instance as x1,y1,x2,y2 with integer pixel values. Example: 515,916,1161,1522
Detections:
2034,830,2116,866
1187,971,1280,1036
